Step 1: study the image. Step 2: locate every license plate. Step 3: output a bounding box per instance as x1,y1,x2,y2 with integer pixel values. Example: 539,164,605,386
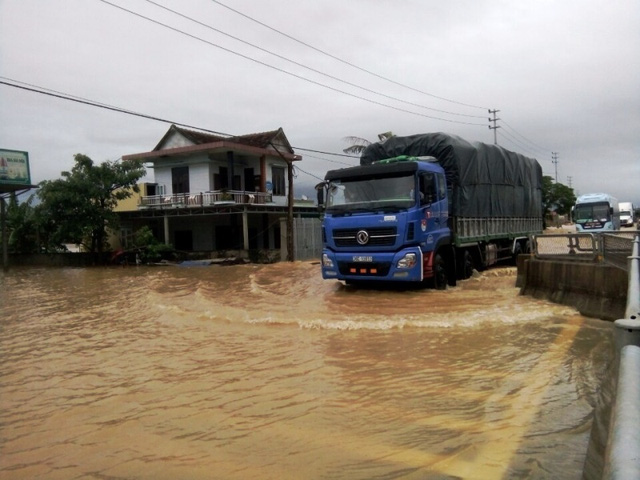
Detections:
352,255,373,262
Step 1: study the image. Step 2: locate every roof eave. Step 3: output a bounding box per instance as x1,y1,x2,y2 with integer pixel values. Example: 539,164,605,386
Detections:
123,140,301,162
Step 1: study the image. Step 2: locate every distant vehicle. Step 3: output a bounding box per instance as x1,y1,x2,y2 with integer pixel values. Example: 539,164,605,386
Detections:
618,202,635,227
572,193,620,232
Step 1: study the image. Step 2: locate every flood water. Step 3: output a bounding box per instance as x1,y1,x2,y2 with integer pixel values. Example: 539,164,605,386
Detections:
0,263,613,479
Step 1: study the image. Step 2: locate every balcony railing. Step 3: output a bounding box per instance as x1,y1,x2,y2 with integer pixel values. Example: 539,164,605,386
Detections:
139,190,273,209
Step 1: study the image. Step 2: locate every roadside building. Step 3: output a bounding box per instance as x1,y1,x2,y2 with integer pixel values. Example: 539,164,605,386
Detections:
114,124,317,261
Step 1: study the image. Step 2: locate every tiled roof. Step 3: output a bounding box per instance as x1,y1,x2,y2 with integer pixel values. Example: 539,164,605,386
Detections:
173,126,227,145
165,125,293,153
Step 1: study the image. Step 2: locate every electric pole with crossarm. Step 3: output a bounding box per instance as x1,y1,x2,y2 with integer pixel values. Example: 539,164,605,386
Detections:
488,109,500,144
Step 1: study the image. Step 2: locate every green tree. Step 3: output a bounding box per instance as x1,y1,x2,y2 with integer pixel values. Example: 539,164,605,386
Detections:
342,131,394,155
132,225,176,263
6,193,39,254
36,154,146,253
542,175,576,218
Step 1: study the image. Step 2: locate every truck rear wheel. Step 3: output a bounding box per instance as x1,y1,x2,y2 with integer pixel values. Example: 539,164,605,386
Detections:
457,250,474,280
431,253,448,290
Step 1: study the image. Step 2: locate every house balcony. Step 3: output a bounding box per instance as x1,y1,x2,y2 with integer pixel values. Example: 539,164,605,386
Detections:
139,190,274,209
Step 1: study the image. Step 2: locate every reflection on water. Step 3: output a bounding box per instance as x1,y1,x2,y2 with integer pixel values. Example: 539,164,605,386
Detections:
0,263,613,479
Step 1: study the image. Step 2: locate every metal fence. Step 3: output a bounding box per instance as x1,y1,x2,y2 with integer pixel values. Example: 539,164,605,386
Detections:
293,217,323,261
602,233,638,271
280,217,323,262
531,231,640,272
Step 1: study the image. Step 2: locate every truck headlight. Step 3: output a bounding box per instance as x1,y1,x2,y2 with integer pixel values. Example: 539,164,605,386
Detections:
322,253,334,268
397,253,417,269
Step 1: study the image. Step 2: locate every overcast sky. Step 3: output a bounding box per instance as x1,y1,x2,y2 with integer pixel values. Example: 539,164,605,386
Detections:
1,0,639,205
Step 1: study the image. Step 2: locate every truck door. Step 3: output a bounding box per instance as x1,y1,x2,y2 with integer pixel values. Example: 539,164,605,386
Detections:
419,173,439,231
419,172,448,236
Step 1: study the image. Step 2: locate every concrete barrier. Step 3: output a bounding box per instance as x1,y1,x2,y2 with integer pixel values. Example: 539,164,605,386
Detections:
519,235,640,477
518,256,628,321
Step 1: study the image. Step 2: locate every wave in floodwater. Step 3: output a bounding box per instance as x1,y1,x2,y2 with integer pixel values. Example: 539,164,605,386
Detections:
143,262,580,330
0,263,614,480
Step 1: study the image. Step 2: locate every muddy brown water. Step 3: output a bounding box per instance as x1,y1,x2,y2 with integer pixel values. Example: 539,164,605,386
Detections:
0,263,613,479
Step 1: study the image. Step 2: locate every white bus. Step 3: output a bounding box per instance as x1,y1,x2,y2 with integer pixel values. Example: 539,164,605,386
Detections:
572,193,620,232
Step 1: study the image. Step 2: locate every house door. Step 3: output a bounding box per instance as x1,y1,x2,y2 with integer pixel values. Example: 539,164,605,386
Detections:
172,166,189,194
244,168,255,192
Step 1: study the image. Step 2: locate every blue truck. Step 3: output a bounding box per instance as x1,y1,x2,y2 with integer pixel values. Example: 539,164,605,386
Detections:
317,133,544,288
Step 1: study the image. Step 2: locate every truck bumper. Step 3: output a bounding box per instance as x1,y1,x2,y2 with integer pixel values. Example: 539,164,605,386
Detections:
321,247,425,282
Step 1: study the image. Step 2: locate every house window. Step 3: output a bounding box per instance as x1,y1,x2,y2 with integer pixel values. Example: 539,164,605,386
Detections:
272,166,285,196
172,166,189,194
120,228,133,248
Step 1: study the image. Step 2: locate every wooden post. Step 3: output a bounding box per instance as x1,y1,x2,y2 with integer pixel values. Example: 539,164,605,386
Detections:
242,209,249,251
287,161,294,262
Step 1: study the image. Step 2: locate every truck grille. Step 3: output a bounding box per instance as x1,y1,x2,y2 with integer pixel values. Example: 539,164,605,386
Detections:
332,227,398,247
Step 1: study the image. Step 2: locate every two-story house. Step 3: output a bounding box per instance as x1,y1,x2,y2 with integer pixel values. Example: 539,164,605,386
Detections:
117,124,316,260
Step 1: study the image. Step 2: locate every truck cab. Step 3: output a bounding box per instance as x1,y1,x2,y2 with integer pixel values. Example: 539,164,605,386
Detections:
319,156,451,286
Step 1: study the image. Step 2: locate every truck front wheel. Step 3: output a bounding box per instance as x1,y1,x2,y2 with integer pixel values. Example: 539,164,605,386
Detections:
431,253,448,290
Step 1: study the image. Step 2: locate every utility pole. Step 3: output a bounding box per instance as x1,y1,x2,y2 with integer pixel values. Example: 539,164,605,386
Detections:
567,176,572,188
488,109,500,145
551,152,559,183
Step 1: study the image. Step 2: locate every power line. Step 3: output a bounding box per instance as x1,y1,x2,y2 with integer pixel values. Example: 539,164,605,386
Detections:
485,115,556,162
140,0,484,120
497,129,540,158
96,0,486,126
500,119,550,155
0,78,237,138
2,76,557,178
0,77,358,163
295,151,356,165
210,0,489,111
293,165,325,183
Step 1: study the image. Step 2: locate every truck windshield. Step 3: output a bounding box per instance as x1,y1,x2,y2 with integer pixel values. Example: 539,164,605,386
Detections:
573,202,611,223
326,173,415,213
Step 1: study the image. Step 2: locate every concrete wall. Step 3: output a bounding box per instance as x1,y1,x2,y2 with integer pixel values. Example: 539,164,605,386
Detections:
518,255,628,321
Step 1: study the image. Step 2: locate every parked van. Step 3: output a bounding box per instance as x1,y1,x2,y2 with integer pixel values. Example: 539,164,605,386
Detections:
619,202,635,227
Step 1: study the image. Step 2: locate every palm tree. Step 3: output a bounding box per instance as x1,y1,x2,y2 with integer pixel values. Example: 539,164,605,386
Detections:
342,131,394,155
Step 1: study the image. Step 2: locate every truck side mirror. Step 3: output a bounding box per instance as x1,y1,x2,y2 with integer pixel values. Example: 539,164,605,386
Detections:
315,182,325,211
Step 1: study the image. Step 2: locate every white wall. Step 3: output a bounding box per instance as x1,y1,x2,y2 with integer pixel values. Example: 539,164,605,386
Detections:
152,155,291,197
154,168,172,194
189,163,211,193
